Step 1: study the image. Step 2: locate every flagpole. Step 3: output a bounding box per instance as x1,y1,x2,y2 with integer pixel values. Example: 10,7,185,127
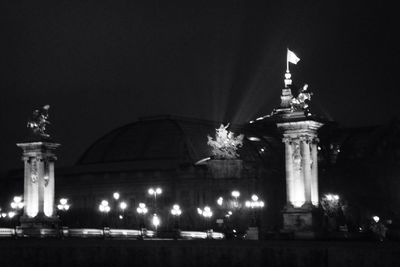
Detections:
286,48,289,73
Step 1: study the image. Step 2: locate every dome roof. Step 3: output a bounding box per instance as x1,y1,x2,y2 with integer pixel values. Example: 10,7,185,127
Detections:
77,115,281,167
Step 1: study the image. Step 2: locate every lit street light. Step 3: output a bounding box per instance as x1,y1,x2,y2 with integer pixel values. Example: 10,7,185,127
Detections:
136,203,148,215
198,206,213,231
119,201,127,211
9,196,24,227
10,196,24,210
152,214,160,231
217,197,223,206
171,204,182,239
113,192,120,200
148,187,162,197
57,198,70,211
99,200,111,213
245,195,265,209
118,201,127,222
245,194,265,228
98,200,111,227
8,211,16,219
231,190,240,208
321,193,342,232
170,204,182,216
231,190,240,199
136,203,148,239
148,187,162,212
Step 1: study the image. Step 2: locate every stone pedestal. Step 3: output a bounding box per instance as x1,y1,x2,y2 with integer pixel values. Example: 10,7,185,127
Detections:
245,227,259,240
282,205,321,239
208,159,243,179
16,141,60,234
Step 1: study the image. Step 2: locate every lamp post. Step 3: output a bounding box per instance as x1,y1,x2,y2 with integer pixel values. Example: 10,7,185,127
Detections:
170,204,182,240
245,195,265,226
148,187,162,212
198,206,213,233
136,203,148,239
10,196,24,228
244,194,264,240
111,192,120,227
118,201,127,227
217,197,223,206
57,198,70,211
57,198,70,225
321,193,340,232
99,200,111,227
152,214,160,235
231,190,240,208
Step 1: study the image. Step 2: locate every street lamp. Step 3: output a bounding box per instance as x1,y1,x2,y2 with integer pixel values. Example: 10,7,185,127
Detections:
118,201,127,221
148,187,162,201
57,198,70,211
99,200,111,227
198,206,213,231
231,190,240,208
321,194,340,215
245,194,265,227
119,201,127,211
99,200,111,213
10,196,24,210
321,193,341,232
171,204,182,216
217,197,223,206
148,187,162,212
113,192,120,200
152,214,160,231
8,211,16,219
171,204,182,239
231,191,240,199
245,194,265,209
136,203,148,239
10,196,24,228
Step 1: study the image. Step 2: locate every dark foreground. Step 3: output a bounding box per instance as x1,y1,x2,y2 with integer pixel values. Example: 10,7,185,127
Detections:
1,239,399,267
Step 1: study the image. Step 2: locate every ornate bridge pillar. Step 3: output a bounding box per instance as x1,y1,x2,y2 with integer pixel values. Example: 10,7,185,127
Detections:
17,142,60,229
271,67,324,237
277,117,323,238
16,105,60,235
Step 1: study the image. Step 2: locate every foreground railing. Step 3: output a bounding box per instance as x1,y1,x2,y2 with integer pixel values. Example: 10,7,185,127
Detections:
0,227,224,240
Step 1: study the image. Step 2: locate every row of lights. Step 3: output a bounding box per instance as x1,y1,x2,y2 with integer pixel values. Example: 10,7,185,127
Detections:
0,196,24,219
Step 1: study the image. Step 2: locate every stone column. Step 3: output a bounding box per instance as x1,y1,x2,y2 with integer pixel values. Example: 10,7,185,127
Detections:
44,161,55,217
284,137,294,205
291,139,305,207
301,137,312,205
37,157,45,215
310,139,319,206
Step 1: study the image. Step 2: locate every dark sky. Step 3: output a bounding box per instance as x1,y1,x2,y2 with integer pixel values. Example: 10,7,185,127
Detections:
0,1,397,172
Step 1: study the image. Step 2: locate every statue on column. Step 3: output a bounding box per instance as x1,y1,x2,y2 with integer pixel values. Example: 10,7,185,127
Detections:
27,105,51,138
290,84,313,113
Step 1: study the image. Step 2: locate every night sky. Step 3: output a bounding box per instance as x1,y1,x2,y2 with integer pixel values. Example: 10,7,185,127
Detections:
0,1,397,172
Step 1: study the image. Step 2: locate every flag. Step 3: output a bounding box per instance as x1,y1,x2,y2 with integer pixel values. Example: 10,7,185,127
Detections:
287,49,300,64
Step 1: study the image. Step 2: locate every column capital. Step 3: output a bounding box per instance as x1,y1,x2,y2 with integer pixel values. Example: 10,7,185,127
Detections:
312,137,320,144
282,136,292,144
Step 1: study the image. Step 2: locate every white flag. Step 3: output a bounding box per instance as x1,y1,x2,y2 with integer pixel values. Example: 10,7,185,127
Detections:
287,49,300,64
